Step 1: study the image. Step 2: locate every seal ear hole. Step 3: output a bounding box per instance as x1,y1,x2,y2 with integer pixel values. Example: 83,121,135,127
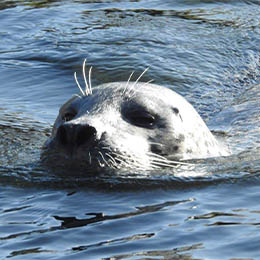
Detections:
172,107,183,121
172,107,179,114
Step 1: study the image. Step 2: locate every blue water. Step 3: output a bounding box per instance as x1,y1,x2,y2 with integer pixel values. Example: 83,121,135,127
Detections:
0,0,260,259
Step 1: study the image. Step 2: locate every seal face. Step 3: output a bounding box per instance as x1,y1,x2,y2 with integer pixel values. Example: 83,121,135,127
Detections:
41,62,228,171
41,85,228,171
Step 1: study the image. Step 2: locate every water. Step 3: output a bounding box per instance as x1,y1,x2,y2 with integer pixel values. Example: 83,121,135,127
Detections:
0,0,260,259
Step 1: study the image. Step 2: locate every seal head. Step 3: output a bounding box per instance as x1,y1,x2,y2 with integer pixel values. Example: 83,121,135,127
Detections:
41,76,228,171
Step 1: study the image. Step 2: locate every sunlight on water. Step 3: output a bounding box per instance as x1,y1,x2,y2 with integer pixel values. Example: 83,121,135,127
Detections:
0,0,260,259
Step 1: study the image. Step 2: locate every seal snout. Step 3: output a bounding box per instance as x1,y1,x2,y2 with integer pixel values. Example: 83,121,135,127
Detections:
56,123,97,149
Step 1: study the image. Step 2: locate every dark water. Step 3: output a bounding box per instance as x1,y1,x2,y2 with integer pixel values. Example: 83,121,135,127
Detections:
0,0,260,259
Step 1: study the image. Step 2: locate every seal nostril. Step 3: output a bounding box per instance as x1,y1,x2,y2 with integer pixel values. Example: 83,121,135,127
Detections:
56,123,97,147
56,124,97,148
76,125,97,146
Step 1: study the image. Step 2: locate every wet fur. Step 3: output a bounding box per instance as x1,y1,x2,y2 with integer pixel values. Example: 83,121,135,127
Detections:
41,59,228,172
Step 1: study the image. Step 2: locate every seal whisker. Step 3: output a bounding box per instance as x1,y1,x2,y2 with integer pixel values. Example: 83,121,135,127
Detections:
82,58,91,96
97,158,105,168
150,161,178,169
143,79,154,86
127,79,155,101
152,157,189,168
73,94,82,99
107,153,130,169
149,142,164,147
149,156,175,166
146,154,178,168
110,151,152,170
99,151,109,167
148,159,178,169
74,72,85,96
147,152,193,166
127,67,149,98
88,66,93,95
100,146,113,153
146,152,167,160
122,71,135,96
88,152,92,165
134,67,149,86
105,152,117,166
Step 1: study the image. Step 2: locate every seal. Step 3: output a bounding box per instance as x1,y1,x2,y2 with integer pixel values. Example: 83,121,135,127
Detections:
41,60,228,171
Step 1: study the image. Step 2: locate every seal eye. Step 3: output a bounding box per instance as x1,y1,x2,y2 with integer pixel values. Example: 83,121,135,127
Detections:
126,111,156,129
62,112,76,122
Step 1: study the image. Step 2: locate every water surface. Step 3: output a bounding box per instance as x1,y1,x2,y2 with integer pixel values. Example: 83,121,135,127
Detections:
0,0,260,259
